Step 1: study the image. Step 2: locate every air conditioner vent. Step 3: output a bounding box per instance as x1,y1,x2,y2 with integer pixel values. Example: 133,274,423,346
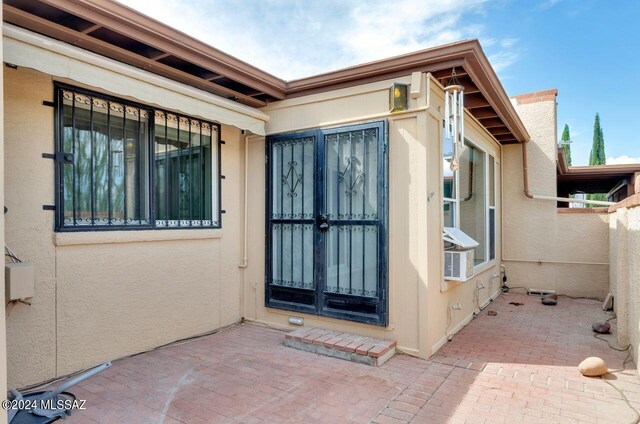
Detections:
444,249,474,281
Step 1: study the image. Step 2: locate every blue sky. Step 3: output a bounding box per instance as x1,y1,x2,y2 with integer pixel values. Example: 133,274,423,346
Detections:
120,0,640,165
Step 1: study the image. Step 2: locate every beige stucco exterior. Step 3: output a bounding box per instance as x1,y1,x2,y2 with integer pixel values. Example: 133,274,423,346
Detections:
609,198,640,371
502,96,609,299
4,66,246,387
244,74,502,359
0,4,9,421
2,22,619,391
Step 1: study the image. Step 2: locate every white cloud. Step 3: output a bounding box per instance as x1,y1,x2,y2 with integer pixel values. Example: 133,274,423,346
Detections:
536,0,562,11
117,0,518,80
606,156,640,165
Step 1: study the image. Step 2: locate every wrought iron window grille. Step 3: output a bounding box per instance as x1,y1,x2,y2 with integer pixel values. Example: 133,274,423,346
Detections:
53,83,222,231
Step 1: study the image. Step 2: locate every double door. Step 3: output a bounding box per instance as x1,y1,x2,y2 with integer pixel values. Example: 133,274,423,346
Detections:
266,121,387,326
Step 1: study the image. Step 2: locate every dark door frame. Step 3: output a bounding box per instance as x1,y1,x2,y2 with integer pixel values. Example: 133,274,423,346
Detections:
265,120,388,326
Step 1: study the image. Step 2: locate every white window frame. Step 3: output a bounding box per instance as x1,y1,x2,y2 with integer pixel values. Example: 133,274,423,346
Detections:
442,136,498,274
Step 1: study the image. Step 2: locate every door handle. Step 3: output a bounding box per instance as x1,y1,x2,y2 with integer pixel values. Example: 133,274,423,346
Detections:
318,214,329,231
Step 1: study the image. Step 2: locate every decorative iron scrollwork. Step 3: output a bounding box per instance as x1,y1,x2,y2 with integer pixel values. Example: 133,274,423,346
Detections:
282,160,303,197
337,156,365,197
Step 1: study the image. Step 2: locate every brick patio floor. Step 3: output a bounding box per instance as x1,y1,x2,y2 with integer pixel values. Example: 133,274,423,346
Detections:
59,293,640,424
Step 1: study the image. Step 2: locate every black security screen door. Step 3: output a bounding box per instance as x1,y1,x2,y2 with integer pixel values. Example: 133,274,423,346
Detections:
266,121,388,326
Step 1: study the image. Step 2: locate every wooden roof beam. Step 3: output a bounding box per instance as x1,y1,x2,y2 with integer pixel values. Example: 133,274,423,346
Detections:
430,67,468,80
80,23,101,34
463,93,491,109
488,126,512,136
37,0,286,99
470,107,499,119
494,134,517,142
3,4,266,108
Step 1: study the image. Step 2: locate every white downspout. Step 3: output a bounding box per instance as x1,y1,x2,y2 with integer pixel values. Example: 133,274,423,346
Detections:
238,133,250,268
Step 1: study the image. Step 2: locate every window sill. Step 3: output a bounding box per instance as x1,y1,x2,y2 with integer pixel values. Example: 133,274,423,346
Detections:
54,228,223,246
473,260,497,276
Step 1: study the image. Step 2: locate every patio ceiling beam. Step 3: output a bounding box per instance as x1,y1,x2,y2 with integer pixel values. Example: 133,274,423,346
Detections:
478,117,506,128
463,49,529,142
80,23,101,34
463,92,491,109
435,75,479,94
488,126,512,136
494,134,517,142
149,52,171,61
36,0,287,99
3,4,267,108
470,107,499,119
430,68,469,80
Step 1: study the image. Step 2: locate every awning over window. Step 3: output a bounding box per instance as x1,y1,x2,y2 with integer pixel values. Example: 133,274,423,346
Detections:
3,24,269,136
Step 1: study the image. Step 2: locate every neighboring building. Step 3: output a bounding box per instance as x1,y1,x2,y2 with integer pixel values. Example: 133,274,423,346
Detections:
556,148,640,204
0,0,636,390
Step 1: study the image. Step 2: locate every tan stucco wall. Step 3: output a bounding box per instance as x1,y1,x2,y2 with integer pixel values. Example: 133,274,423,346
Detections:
4,67,245,387
245,76,427,355
426,82,502,355
245,74,501,359
610,201,640,370
502,97,609,298
0,4,9,420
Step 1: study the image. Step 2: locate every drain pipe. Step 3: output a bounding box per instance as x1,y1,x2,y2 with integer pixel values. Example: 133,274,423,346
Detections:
238,132,250,268
521,141,614,206
522,141,534,199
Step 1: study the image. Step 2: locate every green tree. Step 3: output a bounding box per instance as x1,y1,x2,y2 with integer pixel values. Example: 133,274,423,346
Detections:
588,113,607,204
589,113,605,166
560,124,572,165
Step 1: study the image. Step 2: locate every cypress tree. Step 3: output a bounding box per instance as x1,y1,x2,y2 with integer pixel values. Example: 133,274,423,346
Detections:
589,113,605,166
560,124,572,166
588,114,607,204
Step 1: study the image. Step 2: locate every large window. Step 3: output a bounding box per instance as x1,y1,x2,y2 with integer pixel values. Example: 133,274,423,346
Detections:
56,85,220,230
443,137,497,267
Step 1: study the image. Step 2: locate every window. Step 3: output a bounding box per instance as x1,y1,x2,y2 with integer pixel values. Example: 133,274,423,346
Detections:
459,143,486,264
56,84,220,230
442,136,497,267
488,156,496,261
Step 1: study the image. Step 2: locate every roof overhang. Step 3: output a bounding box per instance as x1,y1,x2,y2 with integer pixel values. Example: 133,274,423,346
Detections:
286,40,530,144
3,0,530,144
557,149,640,194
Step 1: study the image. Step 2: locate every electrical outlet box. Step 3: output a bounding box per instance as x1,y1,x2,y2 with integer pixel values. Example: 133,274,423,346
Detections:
5,262,34,301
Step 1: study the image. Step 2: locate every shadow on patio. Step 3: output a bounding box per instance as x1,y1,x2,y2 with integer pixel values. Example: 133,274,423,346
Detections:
57,293,638,424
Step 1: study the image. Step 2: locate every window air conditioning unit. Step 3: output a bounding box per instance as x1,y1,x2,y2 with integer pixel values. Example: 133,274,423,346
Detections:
443,227,478,282
444,249,475,281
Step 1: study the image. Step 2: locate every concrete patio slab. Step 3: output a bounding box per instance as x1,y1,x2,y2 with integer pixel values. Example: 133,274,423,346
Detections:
54,293,639,423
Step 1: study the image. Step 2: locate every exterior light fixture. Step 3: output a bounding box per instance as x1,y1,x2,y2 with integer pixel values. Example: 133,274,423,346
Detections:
389,83,408,112
444,68,465,157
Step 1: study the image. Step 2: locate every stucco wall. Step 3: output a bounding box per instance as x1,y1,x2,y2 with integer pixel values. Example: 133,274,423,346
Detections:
609,197,640,370
4,67,244,387
502,96,609,299
245,74,501,359
0,5,9,420
426,82,502,355
245,76,427,355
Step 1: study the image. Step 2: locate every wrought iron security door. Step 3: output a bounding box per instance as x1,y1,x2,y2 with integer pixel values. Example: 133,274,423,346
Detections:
266,121,387,326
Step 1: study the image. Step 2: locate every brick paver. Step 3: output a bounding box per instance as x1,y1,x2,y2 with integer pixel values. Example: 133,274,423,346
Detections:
55,293,639,423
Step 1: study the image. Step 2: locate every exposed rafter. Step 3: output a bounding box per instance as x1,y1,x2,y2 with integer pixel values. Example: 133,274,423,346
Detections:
2,0,530,144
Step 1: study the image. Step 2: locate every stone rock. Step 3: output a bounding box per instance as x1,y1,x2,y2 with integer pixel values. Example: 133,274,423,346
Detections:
541,298,557,306
592,322,611,334
578,357,608,377
542,294,558,300
487,311,497,316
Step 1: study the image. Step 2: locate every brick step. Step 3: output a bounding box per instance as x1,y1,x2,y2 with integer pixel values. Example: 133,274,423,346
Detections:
284,327,396,366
